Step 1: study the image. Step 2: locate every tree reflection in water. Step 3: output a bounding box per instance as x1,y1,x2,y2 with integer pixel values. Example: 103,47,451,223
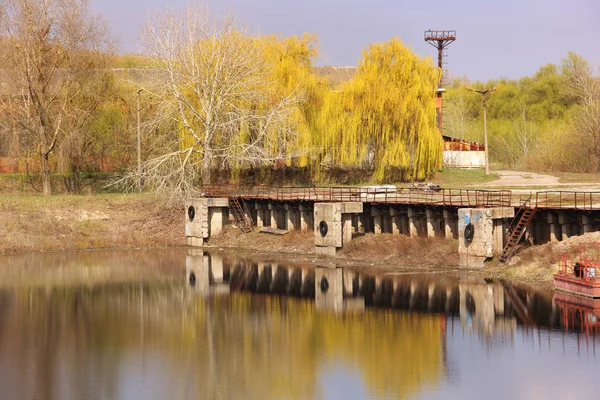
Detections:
0,249,598,400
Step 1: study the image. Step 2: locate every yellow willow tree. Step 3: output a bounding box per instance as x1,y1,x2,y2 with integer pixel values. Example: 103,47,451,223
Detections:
318,38,442,181
134,4,311,195
259,34,329,170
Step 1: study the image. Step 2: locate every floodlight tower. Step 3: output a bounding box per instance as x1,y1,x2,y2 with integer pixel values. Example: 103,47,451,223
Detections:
424,30,456,134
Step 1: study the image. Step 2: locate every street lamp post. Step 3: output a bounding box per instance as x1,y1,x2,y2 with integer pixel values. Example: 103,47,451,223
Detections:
466,87,496,175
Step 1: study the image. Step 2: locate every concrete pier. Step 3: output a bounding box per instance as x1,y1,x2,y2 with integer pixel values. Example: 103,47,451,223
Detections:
284,204,299,231
407,207,419,237
255,203,266,228
371,207,383,234
299,204,311,232
314,202,363,255
458,207,514,268
185,198,229,246
188,187,600,261
559,211,571,241
315,266,364,313
547,212,561,243
443,209,458,239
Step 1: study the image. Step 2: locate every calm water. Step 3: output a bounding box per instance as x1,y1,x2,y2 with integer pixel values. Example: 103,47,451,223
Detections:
0,249,599,400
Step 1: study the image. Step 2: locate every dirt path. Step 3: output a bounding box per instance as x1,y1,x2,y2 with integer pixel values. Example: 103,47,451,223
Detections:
482,170,560,186
482,170,600,189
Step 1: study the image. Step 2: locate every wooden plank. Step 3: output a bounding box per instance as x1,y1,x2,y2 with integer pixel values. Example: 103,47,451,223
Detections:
258,227,289,235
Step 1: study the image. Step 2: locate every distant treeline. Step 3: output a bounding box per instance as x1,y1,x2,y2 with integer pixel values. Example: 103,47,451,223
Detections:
1,1,597,196
444,53,600,172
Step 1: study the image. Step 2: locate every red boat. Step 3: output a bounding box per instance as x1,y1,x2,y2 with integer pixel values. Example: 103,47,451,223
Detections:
554,253,600,299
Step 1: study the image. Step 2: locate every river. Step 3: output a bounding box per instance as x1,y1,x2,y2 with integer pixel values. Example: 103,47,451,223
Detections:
0,248,598,400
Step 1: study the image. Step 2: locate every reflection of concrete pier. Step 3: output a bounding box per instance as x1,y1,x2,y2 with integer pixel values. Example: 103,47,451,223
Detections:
186,249,230,297
459,278,515,338
314,267,365,313
187,250,564,334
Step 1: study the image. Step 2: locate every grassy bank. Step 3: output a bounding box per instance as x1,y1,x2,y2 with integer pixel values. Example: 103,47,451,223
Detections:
0,193,184,255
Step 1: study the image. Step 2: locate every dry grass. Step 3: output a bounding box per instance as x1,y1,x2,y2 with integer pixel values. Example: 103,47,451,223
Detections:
0,193,184,255
209,226,315,255
556,172,600,183
490,231,600,284
340,234,458,268
209,228,459,270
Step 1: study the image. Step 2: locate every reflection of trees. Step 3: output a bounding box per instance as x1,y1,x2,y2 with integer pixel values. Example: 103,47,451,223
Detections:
0,284,443,400
0,248,186,289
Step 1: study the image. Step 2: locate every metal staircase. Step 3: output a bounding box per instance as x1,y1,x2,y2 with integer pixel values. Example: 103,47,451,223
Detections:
498,280,535,325
498,198,537,263
229,197,253,233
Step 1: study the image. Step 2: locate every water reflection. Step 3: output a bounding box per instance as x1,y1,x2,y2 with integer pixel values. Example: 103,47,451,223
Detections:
0,249,598,400
187,251,567,337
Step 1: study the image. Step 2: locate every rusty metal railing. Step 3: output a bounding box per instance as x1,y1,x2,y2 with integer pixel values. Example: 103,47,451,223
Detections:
202,185,515,208
202,185,600,210
509,191,600,211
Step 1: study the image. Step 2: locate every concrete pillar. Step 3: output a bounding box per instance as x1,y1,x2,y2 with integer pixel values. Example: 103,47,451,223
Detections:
372,207,383,234
408,207,419,237
547,212,561,243
299,204,310,232
391,215,401,235
559,211,570,241
315,267,344,312
458,207,514,268
357,213,366,233
400,214,409,235
583,213,594,234
443,209,458,239
314,202,363,255
351,214,359,234
285,205,298,231
426,208,437,238
256,207,264,228
428,283,435,310
343,269,354,296
445,287,452,312
493,282,505,314
209,208,223,236
268,203,284,229
243,201,254,226
211,253,224,283
342,214,353,245
389,207,403,235
383,213,392,234
409,281,418,308
492,219,504,257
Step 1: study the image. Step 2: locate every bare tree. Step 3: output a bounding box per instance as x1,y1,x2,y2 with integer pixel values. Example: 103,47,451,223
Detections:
445,77,471,140
0,0,111,195
512,104,537,158
562,52,600,172
132,4,301,196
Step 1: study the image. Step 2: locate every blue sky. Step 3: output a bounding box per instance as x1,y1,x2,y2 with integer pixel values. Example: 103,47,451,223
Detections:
91,0,600,81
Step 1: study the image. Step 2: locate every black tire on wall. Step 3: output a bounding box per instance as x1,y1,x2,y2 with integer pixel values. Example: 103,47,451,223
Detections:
188,205,196,222
320,277,329,293
464,223,475,243
319,221,328,237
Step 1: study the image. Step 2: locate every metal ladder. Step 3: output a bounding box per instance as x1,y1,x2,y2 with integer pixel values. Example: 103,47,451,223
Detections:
498,280,535,325
498,198,537,263
229,197,253,233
